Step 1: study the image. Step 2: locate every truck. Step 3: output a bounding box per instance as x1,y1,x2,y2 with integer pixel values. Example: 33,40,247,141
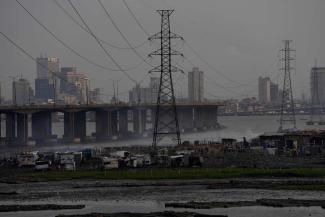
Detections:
17,152,39,167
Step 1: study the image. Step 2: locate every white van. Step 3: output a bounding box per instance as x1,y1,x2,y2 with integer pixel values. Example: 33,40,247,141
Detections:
35,160,49,171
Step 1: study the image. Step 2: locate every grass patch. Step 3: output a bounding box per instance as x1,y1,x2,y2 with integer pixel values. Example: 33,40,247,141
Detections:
17,167,325,181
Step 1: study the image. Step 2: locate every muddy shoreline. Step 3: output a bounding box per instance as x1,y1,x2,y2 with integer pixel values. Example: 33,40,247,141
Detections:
0,204,85,212
56,211,227,217
166,198,325,209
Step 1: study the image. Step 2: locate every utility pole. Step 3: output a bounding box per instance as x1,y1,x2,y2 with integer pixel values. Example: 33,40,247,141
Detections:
279,40,296,132
149,10,184,149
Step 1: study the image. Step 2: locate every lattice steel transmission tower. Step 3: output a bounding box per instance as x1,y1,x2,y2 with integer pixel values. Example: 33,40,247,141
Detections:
278,40,296,132
149,10,183,149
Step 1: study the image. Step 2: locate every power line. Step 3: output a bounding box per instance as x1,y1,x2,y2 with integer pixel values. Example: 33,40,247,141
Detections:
53,0,148,51
174,58,245,95
122,0,255,88
15,0,137,72
122,0,150,37
183,41,254,87
96,0,155,69
67,0,137,84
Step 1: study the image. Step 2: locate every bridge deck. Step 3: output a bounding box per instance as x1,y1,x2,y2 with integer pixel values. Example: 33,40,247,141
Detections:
0,103,224,113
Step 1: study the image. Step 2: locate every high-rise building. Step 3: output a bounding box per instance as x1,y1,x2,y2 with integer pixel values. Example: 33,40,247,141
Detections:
36,57,59,79
35,57,60,101
13,78,33,105
35,78,50,101
89,88,101,104
64,71,89,104
59,66,77,93
129,77,160,104
311,67,325,104
270,83,279,103
258,76,271,103
150,77,159,103
188,67,204,103
129,85,151,104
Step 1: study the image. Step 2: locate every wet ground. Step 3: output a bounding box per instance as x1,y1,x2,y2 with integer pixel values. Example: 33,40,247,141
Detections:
1,179,325,217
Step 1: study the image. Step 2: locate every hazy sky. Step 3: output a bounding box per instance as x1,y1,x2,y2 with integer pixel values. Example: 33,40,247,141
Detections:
1,0,324,101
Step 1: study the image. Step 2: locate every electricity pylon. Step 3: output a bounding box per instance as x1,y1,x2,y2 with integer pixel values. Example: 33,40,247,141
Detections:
278,40,296,132
149,10,183,150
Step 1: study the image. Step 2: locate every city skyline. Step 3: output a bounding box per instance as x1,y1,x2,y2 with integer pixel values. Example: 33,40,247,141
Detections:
1,0,325,101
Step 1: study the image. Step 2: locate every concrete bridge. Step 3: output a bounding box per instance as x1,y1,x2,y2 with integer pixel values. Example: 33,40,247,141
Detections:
0,103,222,145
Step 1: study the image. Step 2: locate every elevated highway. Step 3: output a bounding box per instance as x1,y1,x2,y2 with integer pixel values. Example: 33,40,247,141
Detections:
0,102,223,145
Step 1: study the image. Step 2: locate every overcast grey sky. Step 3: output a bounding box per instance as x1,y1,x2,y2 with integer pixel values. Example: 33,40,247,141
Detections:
1,0,324,101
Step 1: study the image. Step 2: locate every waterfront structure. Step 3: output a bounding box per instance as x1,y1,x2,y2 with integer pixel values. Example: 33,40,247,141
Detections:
188,67,204,103
311,67,325,104
12,78,33,105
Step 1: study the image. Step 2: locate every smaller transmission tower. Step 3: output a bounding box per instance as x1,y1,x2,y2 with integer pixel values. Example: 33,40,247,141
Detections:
278,40,296,132
149,10,183,150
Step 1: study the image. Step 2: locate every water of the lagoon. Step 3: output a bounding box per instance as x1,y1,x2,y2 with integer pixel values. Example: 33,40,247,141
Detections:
1,115,325,153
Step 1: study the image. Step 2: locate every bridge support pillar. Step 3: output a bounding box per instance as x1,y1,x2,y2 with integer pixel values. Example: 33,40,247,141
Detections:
17,113,28,144
64,112,73,140
133,109,142,136
6,113,16,144
133,109,147,137
118,109,128,138
194,108,205,130
206,108,218,129
141,110,147,134
149,108,156,130
109,110,118,139
0,114,2,139
95,110,109,140
74,111,86,140
32,111,52,144
178,108,194,132
64,111,86,141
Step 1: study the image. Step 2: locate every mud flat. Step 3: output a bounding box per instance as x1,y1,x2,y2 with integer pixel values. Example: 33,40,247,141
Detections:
166,198,325,209
207,179,325,191
0,204,85,212
56,211,227,217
